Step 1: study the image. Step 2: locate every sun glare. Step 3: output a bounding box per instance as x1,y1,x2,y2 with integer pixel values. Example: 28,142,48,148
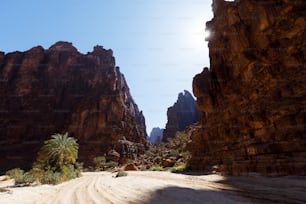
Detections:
204,29,211,41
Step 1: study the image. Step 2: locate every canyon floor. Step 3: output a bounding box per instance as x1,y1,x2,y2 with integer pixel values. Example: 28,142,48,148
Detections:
0,171,306,204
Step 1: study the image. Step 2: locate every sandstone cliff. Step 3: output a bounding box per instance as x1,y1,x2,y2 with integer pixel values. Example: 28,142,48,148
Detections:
0,42,147,171
163,90,199,142
149,127,164,144
188,0,306,175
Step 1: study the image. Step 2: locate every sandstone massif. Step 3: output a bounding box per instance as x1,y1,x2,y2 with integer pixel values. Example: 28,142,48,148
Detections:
162,90,199,142
148,127,164,144
188,0,306,175
0,42,147,171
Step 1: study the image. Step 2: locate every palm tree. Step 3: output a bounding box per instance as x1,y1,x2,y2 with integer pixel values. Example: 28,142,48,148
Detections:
36,133,79,169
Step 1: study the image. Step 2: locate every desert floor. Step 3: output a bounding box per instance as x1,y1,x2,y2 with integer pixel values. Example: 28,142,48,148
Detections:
1,171,306,204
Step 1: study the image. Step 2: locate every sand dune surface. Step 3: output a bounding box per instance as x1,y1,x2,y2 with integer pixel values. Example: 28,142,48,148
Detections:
1,171,305,204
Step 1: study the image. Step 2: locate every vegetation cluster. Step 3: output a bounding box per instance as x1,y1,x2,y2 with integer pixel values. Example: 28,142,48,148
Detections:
6,133,81,185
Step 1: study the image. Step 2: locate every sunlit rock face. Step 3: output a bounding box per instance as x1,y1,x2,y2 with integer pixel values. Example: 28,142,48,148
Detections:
188,0,306,175
0,41,147,171
163,90,200,142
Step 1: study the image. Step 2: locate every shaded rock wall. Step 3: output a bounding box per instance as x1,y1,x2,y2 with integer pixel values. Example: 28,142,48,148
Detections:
163,90,199,142
188,0,306,175
149,127,164,144
0,42,147,171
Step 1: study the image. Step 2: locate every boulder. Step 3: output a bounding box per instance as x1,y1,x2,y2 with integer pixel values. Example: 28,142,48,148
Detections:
123,163,138,171
162,159,175,168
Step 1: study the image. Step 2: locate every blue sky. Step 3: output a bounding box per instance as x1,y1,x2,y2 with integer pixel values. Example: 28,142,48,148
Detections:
0,0,213,134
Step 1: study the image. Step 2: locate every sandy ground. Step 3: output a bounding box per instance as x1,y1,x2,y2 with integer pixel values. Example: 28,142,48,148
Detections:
0,171,306,204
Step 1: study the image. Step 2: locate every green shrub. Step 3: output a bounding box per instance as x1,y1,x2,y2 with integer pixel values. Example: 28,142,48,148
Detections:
5,168,36,185
39,171,61,185
127,159,134,165
154,156,162,164
115,171,128,177
149,165,164,171
75,162,84,171
104,161,118,168
169,149,180,157
6,168,24,181
21,172,36,184
144,150,154,157
61,164,80,180
170,164,188,173
93,156,106,168
175,131,187,143
6,168,26,184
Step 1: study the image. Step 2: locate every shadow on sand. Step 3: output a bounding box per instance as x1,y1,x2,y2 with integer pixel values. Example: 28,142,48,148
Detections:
154,172,306,204
141,186,249,204
214,175,306,204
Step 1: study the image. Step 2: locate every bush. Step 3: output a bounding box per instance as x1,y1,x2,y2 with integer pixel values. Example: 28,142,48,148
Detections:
115,171,128,177
75,162,84,172
6,168,24,181
21,172,36,184
5,168,36,185
39,171,61,185
149,165,164,171
6,168,27,184
127,159,134,165
154,156,162,164
93,156,106,168
170,164,188,173
144,150,154,157
61,164,80,181
104,161,118,168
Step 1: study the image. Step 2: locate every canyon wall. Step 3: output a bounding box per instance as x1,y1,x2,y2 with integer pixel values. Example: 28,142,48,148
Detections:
0,42,147,171
163,90,199,142
188,0,306,175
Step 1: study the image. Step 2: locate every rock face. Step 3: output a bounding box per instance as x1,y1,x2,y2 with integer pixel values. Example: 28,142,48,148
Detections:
0,42,147,171
149,127,164,144
163,90,199,142
188,0,306,175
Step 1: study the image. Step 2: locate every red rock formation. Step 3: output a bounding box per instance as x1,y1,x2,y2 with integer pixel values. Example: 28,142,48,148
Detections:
163,90,199,142
149,127,164,144
188,0,306,175
0,42,147,171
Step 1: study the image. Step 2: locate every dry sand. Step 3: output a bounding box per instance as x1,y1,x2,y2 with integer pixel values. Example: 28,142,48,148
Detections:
0,171,305,204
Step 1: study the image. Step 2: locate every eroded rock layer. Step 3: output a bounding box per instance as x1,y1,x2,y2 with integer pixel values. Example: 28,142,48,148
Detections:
0,42,147,171
188,0,306,175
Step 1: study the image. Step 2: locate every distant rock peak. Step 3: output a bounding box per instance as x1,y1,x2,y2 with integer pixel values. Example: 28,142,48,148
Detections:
48,41,78,52
162,90,200,142
149,127,164,144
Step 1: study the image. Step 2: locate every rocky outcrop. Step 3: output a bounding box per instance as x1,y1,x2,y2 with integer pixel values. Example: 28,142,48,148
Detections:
188,0,306,175
0,41,147,171
163,90,199,142
149,127,164,144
